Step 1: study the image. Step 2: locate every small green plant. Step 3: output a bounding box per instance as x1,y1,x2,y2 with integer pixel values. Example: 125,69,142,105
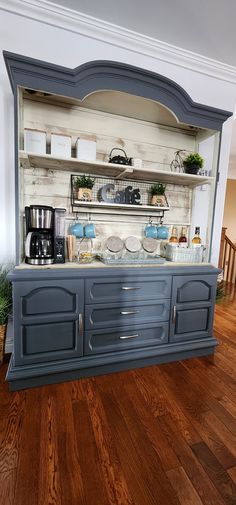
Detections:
74,175,95,189
0,265,12,326
183,153,204,169
150,183,166,196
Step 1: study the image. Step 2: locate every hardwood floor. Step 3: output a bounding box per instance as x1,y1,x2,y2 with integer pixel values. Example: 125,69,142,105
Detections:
0,287,236,505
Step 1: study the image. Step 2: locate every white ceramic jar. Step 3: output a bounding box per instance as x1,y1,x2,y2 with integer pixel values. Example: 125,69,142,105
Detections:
24,129,46,154
51,133,71,158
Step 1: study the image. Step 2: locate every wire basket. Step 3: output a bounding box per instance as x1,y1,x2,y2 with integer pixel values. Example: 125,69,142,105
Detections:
165,244,203,263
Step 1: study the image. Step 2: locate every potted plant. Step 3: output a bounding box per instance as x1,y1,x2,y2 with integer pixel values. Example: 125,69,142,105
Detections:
0,265,12,365
183,153,204,175
73,175,95,201
150,182,166,206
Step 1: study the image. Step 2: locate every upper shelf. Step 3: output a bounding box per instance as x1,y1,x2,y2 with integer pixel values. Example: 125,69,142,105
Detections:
19,151,215,188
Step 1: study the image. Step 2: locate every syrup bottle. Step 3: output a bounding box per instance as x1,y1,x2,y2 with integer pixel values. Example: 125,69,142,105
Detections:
179,227,188,248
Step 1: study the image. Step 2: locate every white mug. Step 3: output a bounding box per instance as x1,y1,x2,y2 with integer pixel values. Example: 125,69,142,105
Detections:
130,158,142,168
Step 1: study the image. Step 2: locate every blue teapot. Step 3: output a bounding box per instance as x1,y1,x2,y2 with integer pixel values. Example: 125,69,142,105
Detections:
156,225,169,240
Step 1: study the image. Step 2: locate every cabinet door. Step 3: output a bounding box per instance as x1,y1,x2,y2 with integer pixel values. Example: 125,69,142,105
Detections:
13,279,84,365
170,275,217,342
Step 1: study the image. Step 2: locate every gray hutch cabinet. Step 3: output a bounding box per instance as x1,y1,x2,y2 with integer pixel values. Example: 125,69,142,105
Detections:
3,51,228,390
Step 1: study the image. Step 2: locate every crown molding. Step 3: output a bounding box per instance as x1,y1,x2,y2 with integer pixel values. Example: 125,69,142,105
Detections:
1,0,236,84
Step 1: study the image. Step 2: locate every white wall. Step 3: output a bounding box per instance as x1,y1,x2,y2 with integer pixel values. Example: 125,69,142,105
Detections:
1,5,236,265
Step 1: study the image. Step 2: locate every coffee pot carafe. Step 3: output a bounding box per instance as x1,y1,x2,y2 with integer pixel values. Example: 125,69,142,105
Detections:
25,205,54,265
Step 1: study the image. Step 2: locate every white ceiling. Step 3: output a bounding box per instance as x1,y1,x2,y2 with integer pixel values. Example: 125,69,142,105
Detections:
49,0,236,67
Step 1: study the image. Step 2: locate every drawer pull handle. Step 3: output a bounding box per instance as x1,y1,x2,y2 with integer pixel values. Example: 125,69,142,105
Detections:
121,286,140,291
79,313,83,337
120,310,140,315
172,305,176,324
119,334,139,340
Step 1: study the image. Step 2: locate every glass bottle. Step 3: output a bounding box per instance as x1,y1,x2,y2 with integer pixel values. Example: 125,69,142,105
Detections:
169,226,178,245
191,227,202,247
179,227,188,248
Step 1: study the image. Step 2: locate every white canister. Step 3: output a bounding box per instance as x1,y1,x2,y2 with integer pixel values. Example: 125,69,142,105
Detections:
24,129,46,154
76,138,96,161
51,133,71,158
130,158,143,168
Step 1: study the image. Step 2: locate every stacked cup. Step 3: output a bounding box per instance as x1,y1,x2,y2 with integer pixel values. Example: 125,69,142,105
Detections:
70,221,96,238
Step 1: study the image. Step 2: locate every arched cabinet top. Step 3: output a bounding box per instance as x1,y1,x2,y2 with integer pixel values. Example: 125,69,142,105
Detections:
3,51,232,131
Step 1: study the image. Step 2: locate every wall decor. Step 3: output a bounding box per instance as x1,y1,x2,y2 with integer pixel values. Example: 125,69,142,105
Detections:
99,183,141,205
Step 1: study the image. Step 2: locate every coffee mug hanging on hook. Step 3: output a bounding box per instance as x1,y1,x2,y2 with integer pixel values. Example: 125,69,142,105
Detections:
70,213,83,238
84,213,96,238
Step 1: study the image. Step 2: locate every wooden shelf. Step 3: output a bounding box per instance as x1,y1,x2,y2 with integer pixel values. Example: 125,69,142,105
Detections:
19,151,215,188
72,200,169,216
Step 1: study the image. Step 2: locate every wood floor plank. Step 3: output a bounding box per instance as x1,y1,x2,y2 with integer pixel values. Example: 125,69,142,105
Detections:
72,399,109,505
38,388,62,505
137,365,202,445
100,388,181,505
219,396,236,419
124,377,180,471
0,469,16,505
83,380,135,505
0,391,26,473
228,467,236,484
55,383,86,505
191,442,236,504
178,360,236,436
166,466,203,505
202,411,236,458
13,388,41,505
158,414,226,505
159,367,236,469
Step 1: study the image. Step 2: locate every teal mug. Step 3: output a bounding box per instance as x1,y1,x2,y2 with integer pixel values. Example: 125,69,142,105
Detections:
145,224,158,239
84,222,96,238
156,225,169,240
70,222,83,238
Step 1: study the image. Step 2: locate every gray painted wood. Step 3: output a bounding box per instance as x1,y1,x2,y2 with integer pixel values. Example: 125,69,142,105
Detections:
85,275,171,304
6,337,217,391
170,274,217,343
13,279,84,365
3,52,232,130
84,322,169,355
6,265,219,390
85,299,170,329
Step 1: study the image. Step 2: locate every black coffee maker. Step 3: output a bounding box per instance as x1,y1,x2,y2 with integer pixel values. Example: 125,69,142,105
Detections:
25,205,54,265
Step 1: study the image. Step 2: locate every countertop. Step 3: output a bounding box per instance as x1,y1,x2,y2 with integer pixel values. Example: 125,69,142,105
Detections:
16,260,212,270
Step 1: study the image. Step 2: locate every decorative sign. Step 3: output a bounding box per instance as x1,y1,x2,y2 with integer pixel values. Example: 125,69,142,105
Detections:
99,184,141,205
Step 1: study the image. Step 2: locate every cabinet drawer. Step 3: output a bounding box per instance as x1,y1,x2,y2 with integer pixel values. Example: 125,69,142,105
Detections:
84,322,169,355
85,276,171,304
85,299,170,329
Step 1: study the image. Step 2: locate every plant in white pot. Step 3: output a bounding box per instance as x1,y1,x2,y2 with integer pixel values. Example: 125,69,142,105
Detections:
0,266,12,364
74,175,95,202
